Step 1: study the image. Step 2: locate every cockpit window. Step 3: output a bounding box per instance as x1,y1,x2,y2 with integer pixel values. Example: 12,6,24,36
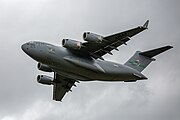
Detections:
29,41,35,44
36,42,41,45
30,43,35,48
31,44,35,48
34,42,47,46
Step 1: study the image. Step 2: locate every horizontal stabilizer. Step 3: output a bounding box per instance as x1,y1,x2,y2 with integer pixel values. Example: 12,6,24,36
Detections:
125,45,173,72
139,46,173,58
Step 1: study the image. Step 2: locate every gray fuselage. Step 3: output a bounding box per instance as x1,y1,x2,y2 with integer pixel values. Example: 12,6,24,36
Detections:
21,41,147,81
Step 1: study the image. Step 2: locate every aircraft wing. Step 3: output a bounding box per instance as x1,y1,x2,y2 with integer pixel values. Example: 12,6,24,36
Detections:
53,73,76,101
83,20,149,60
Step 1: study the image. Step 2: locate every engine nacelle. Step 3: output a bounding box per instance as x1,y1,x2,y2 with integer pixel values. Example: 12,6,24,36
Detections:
83,32,104,43
37,75,53,85
37,63,52,72
62,39,82,50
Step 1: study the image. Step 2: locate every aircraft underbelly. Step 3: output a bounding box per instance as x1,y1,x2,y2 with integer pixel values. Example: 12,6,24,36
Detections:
45,51,140,81
51,59,136,81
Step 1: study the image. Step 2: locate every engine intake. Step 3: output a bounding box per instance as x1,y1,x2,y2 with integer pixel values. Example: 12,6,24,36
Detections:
37,75,53,85
83,32,104,43
62,39,82,50
37,63,52,72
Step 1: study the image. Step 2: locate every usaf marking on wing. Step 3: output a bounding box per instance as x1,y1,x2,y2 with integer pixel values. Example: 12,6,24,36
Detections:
21,20,173,101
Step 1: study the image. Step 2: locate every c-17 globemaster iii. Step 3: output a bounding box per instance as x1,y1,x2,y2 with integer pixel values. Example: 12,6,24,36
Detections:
21,20,173,101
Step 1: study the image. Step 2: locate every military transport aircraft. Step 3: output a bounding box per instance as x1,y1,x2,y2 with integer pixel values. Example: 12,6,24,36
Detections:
21,20,173,101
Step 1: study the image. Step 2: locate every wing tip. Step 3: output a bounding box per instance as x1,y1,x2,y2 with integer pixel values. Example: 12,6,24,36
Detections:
163,45,173,50
168,45,173,49
143,20,149,29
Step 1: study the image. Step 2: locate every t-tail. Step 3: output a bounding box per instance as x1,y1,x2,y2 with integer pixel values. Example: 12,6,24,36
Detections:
125,46,173,72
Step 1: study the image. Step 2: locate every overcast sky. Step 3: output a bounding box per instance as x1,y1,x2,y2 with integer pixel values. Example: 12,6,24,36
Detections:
0,0,180,120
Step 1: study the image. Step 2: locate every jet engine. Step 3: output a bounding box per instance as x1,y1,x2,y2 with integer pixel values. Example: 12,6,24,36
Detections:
62,39,82,50
83,32,104,43
37,75,53,85
37,63,53,72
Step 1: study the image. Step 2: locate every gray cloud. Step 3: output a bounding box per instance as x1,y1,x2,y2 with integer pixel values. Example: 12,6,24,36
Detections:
0,0,179,120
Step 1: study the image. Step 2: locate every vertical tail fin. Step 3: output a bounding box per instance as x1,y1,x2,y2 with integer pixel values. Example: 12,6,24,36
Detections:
125,46,173,72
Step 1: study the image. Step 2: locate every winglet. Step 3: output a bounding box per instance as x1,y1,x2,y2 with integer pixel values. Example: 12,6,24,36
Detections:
143,20,149,29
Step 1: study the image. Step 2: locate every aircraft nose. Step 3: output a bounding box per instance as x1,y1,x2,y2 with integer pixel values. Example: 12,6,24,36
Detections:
21,43,29,54
21,43,28,53
21,43,25,51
